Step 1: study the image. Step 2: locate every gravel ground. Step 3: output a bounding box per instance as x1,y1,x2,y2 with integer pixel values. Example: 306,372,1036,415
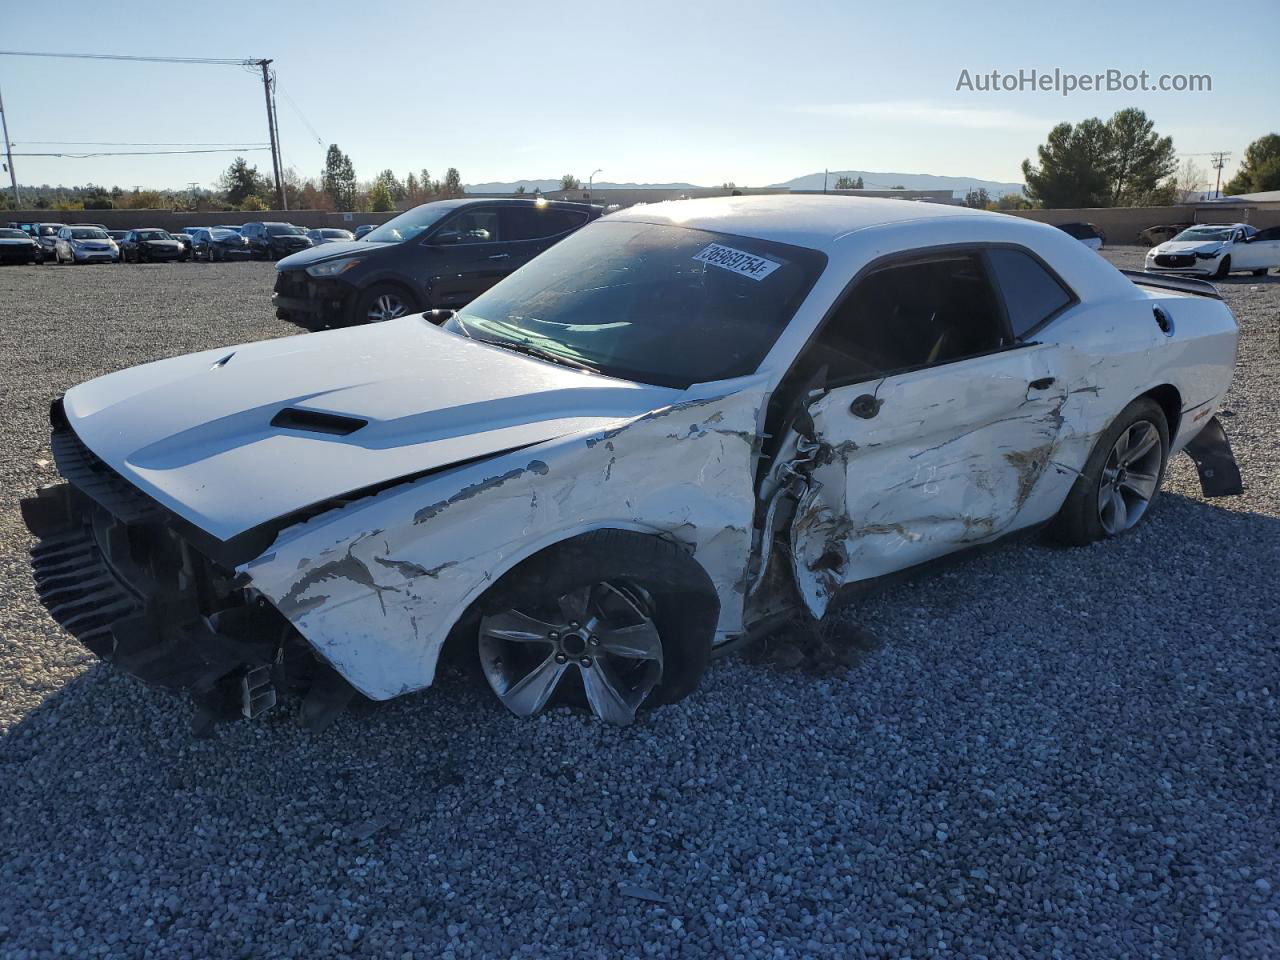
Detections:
1,253,1277,959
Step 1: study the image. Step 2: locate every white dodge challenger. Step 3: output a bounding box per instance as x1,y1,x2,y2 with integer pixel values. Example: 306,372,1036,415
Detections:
23,197,1243,731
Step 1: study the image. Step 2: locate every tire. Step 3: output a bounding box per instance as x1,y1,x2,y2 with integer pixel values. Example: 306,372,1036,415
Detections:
352,283,419,325
210,246,220,263
1048,397,1169,547
473,530,717,724
1213,255,1231,280
1253,269,1267,277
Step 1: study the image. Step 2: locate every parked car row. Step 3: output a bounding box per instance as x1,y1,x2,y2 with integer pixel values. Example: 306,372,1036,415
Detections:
4,220,339,265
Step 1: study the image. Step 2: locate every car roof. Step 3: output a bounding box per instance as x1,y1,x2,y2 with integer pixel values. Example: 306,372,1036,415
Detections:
606,194,1003,252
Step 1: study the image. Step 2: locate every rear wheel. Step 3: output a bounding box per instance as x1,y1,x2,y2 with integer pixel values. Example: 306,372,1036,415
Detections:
1048,397,1169,546
354,283,418,324
475,531,717,725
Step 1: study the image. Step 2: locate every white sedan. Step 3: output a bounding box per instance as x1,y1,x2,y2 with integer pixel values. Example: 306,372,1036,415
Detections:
1145,222,1280,278
23,197,1243,731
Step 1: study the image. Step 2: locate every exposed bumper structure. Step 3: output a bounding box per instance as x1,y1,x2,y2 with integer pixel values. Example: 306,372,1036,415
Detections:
21,414,354,733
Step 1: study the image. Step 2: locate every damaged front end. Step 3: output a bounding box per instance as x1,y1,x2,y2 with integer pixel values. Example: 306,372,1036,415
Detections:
21,403,355,734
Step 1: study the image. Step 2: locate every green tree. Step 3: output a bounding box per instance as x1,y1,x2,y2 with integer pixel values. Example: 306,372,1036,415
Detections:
1223,134,1280,195
514,185,526,194
834,175,863,189
219,156,269,208
375,168,405,201
419,169,433,197
405,171,420,202
995,192,1034,211
1103,108,1176,205
1022,109,1175,208
321,144,357,210
369,180,395,212
963,187,990,209
442,167,464,197
560,173,580,191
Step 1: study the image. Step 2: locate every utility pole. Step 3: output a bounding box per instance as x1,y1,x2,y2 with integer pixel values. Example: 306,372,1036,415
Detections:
823,168,828,194
0,82,20,207
269,73,287,211
1209,151,1230,199
258,59,284,210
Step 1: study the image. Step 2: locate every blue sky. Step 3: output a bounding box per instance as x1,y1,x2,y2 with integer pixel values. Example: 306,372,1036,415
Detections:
3,0,1274,191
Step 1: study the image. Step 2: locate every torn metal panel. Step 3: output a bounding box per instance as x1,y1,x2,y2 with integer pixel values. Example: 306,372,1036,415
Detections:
787,347,1070,618
245,382,768,701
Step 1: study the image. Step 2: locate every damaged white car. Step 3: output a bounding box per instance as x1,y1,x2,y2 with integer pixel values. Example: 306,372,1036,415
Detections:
23,196,1243,732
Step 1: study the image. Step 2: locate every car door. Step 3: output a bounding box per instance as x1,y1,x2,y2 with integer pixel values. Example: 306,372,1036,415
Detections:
786,248,1070,617
420,206,511,308
1235,226,1280,270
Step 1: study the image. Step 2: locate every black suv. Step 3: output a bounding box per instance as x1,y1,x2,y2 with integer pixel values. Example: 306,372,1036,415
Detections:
272,198,599,329
241,221,313,260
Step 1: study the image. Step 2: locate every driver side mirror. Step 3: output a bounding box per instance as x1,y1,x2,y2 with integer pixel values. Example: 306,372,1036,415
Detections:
429,230,462,246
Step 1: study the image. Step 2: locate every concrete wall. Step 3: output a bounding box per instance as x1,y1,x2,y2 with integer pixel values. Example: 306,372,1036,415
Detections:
1008,204,1280,245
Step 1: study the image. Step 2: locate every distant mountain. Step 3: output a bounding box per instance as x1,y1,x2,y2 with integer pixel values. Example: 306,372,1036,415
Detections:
466,171,1025,198
466,179,698,193
772,170,1024,198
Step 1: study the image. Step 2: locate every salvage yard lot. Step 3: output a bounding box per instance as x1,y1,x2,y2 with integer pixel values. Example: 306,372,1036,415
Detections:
1,253,1277,958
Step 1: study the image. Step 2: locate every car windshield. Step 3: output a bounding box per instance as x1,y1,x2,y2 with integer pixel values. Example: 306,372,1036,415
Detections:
39,225,64,236
447,220,827,388
70,228,109,240
136,230,168,240
210,229,238,239
362,204,454,244
319,229,352,238
1172,226,1233,242
0,229,27,239
267,225,305,236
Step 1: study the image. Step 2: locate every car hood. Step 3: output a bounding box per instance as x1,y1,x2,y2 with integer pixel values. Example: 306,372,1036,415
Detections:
1155,240,1227,255
62,317,679,542
278,239,393,269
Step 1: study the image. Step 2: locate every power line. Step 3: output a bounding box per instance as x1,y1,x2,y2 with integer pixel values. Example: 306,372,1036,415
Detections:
276,84,324,147
16,140,269,147
0,50,256,65
12,147,272,158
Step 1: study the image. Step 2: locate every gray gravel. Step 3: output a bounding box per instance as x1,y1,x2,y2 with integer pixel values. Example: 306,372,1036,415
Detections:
1,253,1278,959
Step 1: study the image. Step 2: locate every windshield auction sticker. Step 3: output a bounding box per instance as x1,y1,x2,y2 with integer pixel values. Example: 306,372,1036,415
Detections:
693,243,782,281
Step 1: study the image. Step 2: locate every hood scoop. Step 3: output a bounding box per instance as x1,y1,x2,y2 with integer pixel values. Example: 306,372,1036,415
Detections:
270,408,367,436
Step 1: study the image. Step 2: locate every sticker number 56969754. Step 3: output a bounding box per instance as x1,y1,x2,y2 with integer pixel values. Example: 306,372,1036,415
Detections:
692,243,782,282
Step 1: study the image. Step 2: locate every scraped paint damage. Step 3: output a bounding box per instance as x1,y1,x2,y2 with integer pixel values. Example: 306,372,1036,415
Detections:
244,388,765,700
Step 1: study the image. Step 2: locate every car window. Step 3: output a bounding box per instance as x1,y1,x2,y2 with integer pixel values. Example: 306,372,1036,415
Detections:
267,224,304,236
435,210,501,245
450,220,826,388
0,228,26,239
502,207,589,241
136,230,168,241
813,252,1008,382
69,228,109,240
1172,226,1232,242
985,248,1074,339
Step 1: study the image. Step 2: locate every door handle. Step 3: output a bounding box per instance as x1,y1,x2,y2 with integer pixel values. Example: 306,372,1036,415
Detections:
488,253,510,260
849,394,882,419
1028,377,1056,390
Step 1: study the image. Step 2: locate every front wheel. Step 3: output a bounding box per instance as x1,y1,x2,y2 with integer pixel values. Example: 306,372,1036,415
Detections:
1213,255,1231,280
475,531,717,725
353,283,418,324
1048,397,1169,546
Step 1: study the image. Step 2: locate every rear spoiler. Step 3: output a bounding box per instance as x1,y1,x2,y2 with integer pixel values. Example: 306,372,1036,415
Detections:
1121,269,1222,300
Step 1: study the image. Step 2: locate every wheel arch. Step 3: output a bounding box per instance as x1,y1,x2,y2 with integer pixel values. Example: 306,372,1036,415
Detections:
439,523,722,667
1140,383,1182,444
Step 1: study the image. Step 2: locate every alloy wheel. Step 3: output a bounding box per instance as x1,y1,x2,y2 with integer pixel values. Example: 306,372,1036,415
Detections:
1097,419,1162,535
366,293,408,323
479,581,664,726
